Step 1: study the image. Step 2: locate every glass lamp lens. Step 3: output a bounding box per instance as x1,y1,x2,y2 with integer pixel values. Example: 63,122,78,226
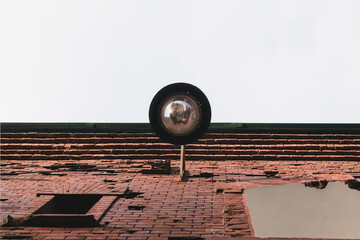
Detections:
161,95,200,136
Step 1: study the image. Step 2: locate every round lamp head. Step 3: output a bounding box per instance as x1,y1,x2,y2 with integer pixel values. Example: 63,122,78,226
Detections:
149,83,211,145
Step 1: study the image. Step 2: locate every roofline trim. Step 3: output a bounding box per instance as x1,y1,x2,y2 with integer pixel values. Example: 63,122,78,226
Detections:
1,122,360,134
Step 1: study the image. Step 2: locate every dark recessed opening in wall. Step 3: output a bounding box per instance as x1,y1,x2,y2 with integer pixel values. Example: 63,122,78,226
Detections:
34,194,101,214
25,194,103,227
2,192,129,228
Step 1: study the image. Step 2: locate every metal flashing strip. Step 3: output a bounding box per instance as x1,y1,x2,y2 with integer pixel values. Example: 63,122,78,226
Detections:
1,122,360,134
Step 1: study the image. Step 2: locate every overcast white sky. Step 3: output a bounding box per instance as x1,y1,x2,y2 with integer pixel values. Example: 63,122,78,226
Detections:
1,0,359,123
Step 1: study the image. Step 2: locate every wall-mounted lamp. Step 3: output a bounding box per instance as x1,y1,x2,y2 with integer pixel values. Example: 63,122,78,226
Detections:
149,83,211,180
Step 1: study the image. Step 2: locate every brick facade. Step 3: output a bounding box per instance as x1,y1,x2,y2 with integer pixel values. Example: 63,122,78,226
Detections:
1,131,360,239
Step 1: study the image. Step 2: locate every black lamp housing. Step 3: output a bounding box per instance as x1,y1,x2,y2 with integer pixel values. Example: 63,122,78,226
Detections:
149,83,211,145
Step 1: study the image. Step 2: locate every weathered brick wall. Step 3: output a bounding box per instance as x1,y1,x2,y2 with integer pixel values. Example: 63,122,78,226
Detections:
1,132,360,239
1,158,360,239
2,133,360,161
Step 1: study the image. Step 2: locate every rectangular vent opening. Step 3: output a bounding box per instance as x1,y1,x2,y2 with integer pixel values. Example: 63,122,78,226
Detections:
34,194,102,214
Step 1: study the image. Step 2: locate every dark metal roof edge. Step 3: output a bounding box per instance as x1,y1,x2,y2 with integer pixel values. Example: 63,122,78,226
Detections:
1,122,360,134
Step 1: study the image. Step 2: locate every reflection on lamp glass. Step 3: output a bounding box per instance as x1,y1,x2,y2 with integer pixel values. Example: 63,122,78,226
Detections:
161,95,200,135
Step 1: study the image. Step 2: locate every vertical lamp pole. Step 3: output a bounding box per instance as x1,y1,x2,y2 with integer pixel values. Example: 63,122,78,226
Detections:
179,145,186,181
